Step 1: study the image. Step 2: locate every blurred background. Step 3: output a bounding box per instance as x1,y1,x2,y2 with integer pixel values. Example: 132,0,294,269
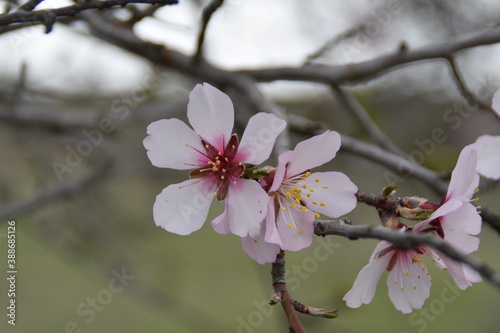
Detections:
1,0,500,332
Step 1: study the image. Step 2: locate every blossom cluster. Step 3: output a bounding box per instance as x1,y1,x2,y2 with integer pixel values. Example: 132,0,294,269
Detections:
144,83,497,314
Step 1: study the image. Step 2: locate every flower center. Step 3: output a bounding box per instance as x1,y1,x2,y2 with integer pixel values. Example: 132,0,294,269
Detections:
185,134,244,201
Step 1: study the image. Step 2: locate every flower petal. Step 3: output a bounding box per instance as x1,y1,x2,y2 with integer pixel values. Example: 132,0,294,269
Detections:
144,119,205,169
440,202,481,254
269,150,293,193
212,178,268,237
343,242,392,308
211,200,231,234
446,145,479,200
235,113,287,165
242,223,281,264
491,88,500,117
387,250,432,313
153,179,214,235
474,135,500,180
187,83,234,151
264,197,282,246
439,255,476,290
285,131,341,177
275,207,315,251
414,197,463,232
300,171,358,218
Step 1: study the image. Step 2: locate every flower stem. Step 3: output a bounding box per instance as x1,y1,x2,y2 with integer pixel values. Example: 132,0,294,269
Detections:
271,250,307,333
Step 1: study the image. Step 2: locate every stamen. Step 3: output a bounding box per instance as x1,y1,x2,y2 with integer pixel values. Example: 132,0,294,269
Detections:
320,202,326,206
315,179,320,182
287,224,293,228
312,201,318,205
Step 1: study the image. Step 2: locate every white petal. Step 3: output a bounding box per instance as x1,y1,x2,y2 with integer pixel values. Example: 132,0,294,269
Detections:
446,145,479,200
215,178,268,237
300,172,358,218
236,113,287,165
474,135,500,180
242,223,281,264
491,88,500,117
144,119,206,169
440,202,481,254
275,207,315,251
285,131,341,177
269,150,293,192
343,242,392,309
153,179,214,235
187,83,234,151
387,250,432,313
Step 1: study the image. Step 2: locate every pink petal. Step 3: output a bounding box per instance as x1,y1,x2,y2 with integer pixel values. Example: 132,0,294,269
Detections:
211,200,231,234
413,197,463,232
464,264,482,284
242,223,281,264
474,135,500,180
300,171,358,218
144,119,205,169
387,250,432,313
235,113,287,165
212,178,268,237
187,83,234,151
440,202,481,254
285,131,341,177
439,255,475,290
269,150,293,192
264,197,282,246
343,242,392,308
446,145,479,200
275,207,315,251
153,179,214,235
492,88,500,117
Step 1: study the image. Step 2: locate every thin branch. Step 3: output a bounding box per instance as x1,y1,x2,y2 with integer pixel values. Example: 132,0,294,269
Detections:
331,84,407,157
314,218,500,289
0,0,178,28
19,0,45,11
193,0,224,63
0,162,112,222
447,56,500,119
271,250,307,333
241,25,500,84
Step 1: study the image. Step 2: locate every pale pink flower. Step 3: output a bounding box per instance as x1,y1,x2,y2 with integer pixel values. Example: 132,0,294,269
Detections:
143,83,286,237
415,145,481,255
240,131,358,264
343,227,481,313
491,88,500,118
473,135,500,180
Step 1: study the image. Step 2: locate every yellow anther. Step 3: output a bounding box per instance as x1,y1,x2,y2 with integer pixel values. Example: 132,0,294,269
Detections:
221,176,225,180
178,186,183,189
320,202,326,206
305,171,311,177
297,228,301,234
232,145,236,149
394,281,398,284
290,204,296,209
302,184,307,189
225,158,229,162
194,158,199,161
443,268,448,271
222,169,227,172
281,207,287,211
315,179,320,182
314,213,320,218
413,286,417,290
213,192,217,196
287,224,293,228
295,199,301,204
310,189,315,192
401,288,405,292
205,145,209,148
322,186,329,189
476,206,481,209
253,239,258,243
312,201,318,205
183,162,188,165
239,162,243,166
233,181,237,184
185,144,190,147
301,207,307,213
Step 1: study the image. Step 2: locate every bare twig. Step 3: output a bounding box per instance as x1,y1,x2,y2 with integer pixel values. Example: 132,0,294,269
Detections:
314,218,500,289
19,0,45,11
331,84,407,157
193,0,224,63
447,56,500,119
0,162,112,222
0,0,178,28
271,250,307,333
242,25,500,84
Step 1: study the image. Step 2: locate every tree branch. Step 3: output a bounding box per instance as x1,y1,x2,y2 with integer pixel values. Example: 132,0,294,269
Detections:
193,0,224,63
314,218,500,289
241,25,500,84
0,0,178,29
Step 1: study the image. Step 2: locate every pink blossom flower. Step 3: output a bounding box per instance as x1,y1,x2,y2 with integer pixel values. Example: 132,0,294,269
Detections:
343,227,481,313
415,145,481,255
143,83,286,237
240,131,358,263
473,135,500,180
